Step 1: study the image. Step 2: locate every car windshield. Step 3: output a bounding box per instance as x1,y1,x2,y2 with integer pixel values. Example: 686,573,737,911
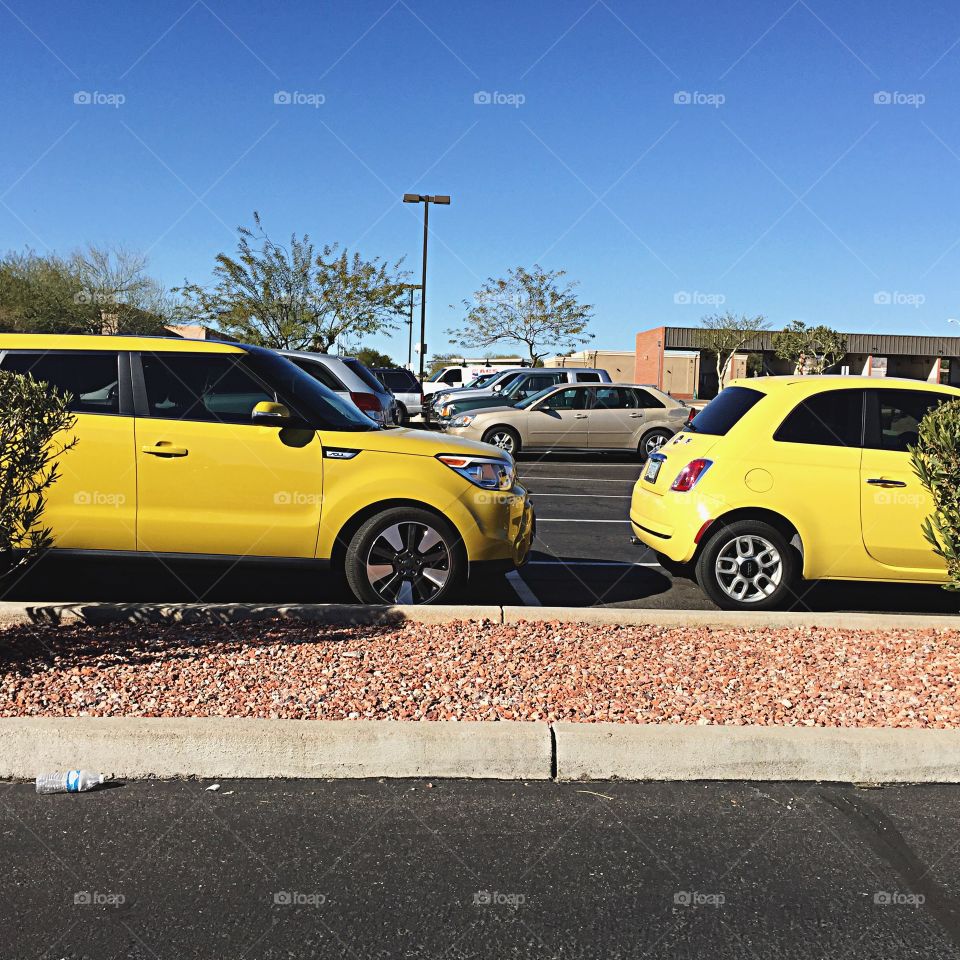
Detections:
374,369,417,392
244,349,378,432
687,385,765,436
516,385,558,409
467,373,498,388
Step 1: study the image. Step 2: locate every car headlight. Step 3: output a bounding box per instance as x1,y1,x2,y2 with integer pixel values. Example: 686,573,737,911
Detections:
437,454,515,490
450,414,474,427
440,405,455,418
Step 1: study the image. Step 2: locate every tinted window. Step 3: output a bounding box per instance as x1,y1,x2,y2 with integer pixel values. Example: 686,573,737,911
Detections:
871,389,950,453
634,389,666,409
291,358,344,391
343,358,386,392
576,372,602,383
141,353,274,423
774,390,864,447
593,387,640,409
688,386,764,436
504,373,561,399
374,369,418,392
2,351,120,414
441,369,462,384
536,386,589,410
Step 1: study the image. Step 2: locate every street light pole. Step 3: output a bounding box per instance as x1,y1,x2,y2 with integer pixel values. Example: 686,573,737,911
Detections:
400,283,422,368
403,193,450,382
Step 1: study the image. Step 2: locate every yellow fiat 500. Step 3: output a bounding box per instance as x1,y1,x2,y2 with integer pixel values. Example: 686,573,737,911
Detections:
1,335,534,604
630,376,960,610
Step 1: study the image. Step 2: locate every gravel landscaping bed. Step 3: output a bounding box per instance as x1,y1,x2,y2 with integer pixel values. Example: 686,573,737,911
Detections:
2,618,959,726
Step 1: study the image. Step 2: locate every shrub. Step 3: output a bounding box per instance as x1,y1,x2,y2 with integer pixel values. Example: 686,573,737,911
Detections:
911,397,960,590
0,371,76,576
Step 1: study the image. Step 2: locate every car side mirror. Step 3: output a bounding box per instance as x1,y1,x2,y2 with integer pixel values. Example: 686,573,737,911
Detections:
252,401,292,424
493,384,502,392
538,404,551,412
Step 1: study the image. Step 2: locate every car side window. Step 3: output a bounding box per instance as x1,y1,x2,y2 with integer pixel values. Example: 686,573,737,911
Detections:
634,389,666,409
1,351,121,415
140,353,275,424
773,389,865,447
514,374,558,398
593,387,639,409
291,358,344,391
442,369,462,384
576,372,602,383
540,387,589,410
869,389,950,453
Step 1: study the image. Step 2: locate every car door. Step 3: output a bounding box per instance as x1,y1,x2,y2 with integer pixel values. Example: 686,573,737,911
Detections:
0,349,137,550
133,350,325,559
860,388,951,573
587,386,648,448
526,386,591,448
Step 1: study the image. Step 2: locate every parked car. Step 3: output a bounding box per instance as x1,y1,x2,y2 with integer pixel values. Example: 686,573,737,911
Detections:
0,334,535,604
281,351,398,426
372,367,423,423
424,368,531,422
433,368,614,425
443,383,688,457
630,376,960,611
422,360,530,397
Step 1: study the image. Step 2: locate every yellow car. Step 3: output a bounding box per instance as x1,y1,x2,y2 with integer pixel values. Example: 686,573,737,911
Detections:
1,334,534,604
630,376,960,610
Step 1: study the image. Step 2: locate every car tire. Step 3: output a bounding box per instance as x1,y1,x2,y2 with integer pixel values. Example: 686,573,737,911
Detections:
638,428,673,461
344,507,464,605
481,426,521,456
396,403,408,425
694,519,799,611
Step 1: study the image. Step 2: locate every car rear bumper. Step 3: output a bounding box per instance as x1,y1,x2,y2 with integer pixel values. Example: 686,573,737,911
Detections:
629,483,707,564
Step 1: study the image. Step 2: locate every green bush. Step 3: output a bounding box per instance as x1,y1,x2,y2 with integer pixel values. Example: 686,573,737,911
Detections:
911,397,960,590
0,371,76,575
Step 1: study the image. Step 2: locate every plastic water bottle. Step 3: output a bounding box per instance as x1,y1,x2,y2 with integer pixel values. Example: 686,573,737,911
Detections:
35,770,105,794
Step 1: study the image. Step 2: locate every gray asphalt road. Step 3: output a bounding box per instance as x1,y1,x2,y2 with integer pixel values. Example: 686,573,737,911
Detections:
4,778,960,958
1,452,957,613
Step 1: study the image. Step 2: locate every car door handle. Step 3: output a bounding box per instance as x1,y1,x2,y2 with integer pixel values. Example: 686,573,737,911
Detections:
142,443,189,458
629,413,643,418
866,478,906,488
574,414,588,419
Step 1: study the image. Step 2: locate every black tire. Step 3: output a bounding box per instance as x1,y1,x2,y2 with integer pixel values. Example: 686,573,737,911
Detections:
694,519,799,611
481,425,521,456
345,507,464,605
396,403,408,425
638,428,673,461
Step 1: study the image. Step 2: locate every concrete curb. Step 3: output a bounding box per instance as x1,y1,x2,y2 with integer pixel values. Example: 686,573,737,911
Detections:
0,601,957,631
554,723,960,782
0,718,553,780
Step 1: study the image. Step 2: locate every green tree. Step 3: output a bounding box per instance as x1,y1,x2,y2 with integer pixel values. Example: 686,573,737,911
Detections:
0,371,77,576
447,265,593,366
911,398,960,590
773,320,847,374
426,353,459,377
699,312,770,390
175,212,409,352
354,347,394,368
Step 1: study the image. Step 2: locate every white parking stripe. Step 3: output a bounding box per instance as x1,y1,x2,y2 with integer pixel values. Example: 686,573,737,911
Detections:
536,518,631,523
531,493,630,498
518,476,636,482
527,560,662,568
506,570,541,606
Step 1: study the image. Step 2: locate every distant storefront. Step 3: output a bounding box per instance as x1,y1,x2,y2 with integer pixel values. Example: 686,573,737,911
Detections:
635,326,960,400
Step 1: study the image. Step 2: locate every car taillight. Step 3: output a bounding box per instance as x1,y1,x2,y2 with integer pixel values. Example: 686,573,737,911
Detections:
686,408,697,425
350,391,382,416
671,458,712,492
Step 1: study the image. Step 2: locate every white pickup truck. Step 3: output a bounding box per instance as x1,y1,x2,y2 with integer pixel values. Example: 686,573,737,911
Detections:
421,361,530,398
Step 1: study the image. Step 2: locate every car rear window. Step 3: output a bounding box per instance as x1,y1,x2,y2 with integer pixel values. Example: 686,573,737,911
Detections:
343,358,387,392
687,386,764,436
375,368,419,392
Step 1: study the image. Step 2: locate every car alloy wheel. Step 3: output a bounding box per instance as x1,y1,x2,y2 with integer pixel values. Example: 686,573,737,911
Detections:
483,428,518,454
642,430,671,457
364,521,451,604
713,534,782,603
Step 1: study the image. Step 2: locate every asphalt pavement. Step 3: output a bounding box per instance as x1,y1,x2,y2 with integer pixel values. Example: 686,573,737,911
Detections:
3,451,957,614
4,778,960,958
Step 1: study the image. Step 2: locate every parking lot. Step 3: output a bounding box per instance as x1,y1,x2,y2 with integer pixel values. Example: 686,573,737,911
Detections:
1,450,957,615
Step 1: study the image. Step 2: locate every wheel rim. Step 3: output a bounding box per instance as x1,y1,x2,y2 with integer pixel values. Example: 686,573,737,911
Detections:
714,534,783,604
644,432,668,455
487,431,515,453
365,521,451,604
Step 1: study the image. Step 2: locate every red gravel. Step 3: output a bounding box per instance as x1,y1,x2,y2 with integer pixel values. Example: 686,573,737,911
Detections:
2,618,959,726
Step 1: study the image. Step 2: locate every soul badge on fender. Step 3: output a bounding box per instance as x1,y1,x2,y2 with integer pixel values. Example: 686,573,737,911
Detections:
323,448,361,460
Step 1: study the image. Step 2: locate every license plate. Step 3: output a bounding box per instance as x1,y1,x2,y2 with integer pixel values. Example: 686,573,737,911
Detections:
645,458,662,483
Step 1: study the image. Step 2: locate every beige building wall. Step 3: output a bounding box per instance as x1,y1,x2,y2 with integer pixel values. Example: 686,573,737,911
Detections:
545,350,636,382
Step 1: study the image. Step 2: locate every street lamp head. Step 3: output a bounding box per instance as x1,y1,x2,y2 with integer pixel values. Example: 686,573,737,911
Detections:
403,193,422,203
431,195,451,205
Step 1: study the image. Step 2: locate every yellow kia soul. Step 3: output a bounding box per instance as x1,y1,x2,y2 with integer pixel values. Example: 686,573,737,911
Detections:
631,376,960,610
1,335,534,604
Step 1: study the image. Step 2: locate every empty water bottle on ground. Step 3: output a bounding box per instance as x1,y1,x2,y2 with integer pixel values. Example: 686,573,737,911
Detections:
35,770,105,794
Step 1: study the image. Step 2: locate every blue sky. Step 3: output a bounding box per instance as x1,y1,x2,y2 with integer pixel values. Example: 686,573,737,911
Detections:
2,0,960,361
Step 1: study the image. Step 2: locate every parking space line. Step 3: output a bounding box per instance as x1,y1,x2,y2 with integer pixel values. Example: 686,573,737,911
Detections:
506,570,541,606
527,560,662,568
531,493,630,498
536,519,631,523
518,477,636,482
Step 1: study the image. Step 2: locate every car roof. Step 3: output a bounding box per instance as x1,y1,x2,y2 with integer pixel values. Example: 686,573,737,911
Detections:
0,333,246,354
727,375,960,397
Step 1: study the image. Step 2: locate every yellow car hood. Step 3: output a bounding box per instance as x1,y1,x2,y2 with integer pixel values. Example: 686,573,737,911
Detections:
319,426,504,459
